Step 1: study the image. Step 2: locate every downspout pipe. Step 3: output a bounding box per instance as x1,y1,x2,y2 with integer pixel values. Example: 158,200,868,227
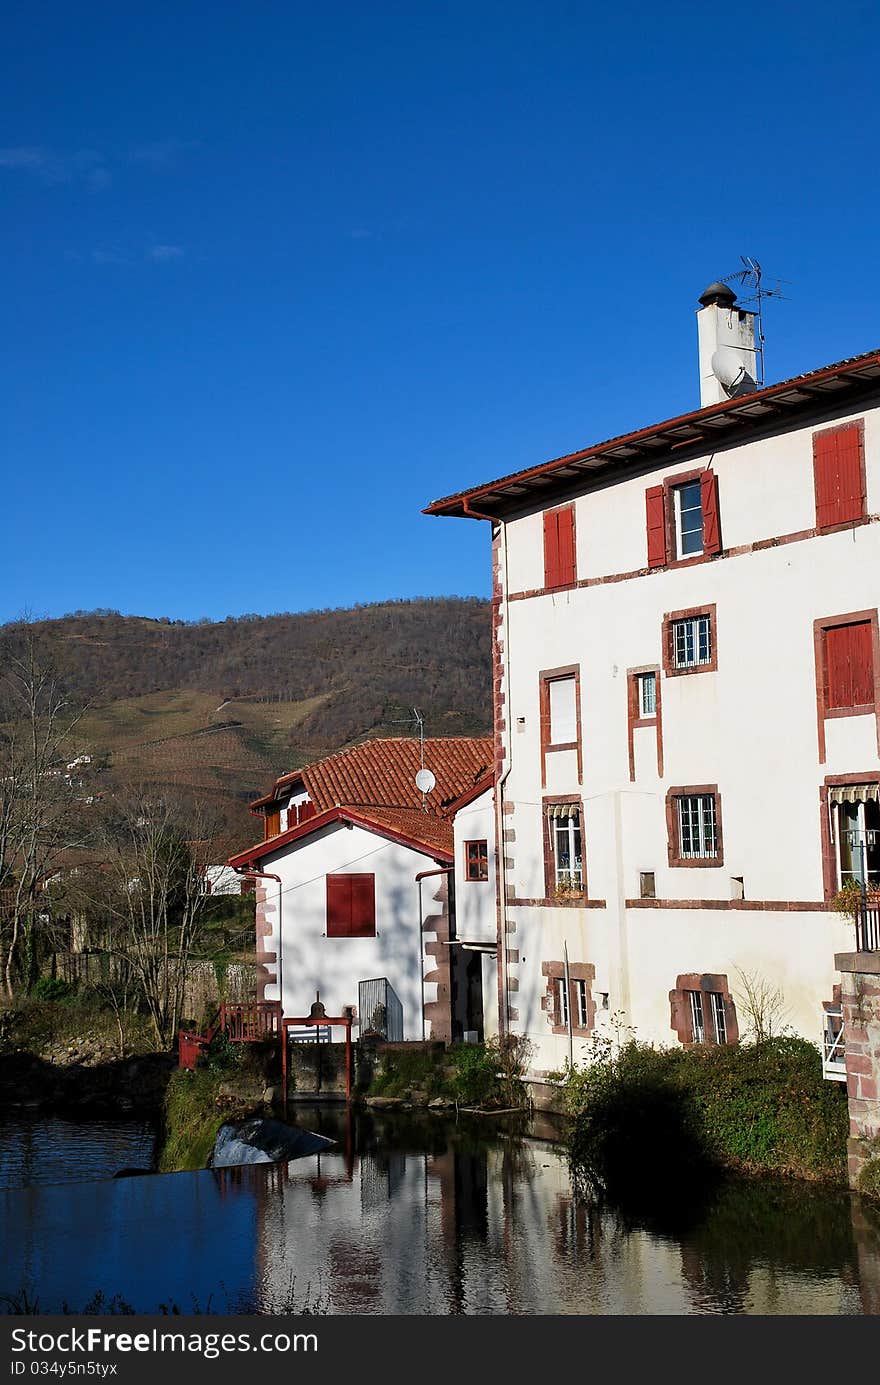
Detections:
415,865,454,1042
234,864,283,1017
462,497,512,1038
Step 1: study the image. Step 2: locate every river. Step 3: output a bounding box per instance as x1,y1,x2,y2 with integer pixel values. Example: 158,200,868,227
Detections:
0,1105,878,1314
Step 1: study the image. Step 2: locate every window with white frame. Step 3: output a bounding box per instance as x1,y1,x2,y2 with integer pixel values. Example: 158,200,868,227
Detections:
575,979,590,1028
709,991,727,1044
549,806,583,890
672,480,704,558
686,988,730,1044
676,794,718,860
672,614,712,669
688,989,705,1043
548,676,577,745
637,671,657,717
556,977,569,1028
831,786,880,888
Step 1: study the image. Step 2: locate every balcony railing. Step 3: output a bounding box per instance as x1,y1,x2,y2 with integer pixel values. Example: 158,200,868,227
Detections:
855,901,880,953
822,1005,846,1082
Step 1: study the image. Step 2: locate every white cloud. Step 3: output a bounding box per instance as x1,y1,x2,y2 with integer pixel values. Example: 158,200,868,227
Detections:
0,146,111,188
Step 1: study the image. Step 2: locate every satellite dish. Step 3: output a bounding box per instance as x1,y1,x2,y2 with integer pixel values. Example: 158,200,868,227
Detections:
711,346,752,396
415,768,436,795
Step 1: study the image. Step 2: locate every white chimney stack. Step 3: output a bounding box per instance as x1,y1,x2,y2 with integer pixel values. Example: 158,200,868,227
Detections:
697,281,758,407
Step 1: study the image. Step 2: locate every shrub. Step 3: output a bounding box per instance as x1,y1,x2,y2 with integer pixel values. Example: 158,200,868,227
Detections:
564,1036,849,1193
32,977,75,1002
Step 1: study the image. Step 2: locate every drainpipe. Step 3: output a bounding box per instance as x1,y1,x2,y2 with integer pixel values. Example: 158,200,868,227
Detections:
415,865,454,1042
463,497,512,1038
234,865,283,1017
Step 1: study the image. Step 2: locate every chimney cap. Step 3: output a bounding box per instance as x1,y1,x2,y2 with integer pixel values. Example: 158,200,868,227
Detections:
699,280,738,308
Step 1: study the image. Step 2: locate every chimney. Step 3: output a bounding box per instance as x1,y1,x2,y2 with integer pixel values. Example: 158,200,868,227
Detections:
697,281,758,407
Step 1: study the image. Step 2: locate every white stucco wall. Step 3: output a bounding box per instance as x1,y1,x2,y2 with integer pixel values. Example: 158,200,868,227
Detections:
452,786,499,1038
493,400,880,1073
257,821,443,1040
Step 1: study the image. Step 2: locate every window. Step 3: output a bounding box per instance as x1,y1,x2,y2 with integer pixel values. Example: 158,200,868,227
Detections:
638,672,657,717
556,977,569,1028
673,615,711,669
575,979,590,1028
813,421,866,531
677,795,717,859
326,873,376,937
663,605,717,677
667,787,723,867
831,788,880,889
673,480,703,558
639,870,656,899
548,676,577,745
671,974,738,1046
645,470,721,567
543,505,576,589
464,840,489,882
709,991,727,1044
825,621,874,710
550,807,583,890
687,989,704,1043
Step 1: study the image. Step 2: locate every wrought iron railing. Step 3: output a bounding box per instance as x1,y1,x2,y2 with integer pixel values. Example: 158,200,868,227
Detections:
855,902,880,953
358,977,404,1041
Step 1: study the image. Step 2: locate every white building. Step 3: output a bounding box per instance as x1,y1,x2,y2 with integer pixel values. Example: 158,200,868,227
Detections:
427,282,880,1075
228,737,495,1041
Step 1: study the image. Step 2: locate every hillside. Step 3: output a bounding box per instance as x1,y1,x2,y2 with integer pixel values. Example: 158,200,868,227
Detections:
1,600,492,837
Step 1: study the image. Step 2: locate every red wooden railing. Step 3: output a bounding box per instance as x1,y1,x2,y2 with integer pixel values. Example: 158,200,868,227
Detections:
177,1000,282,1068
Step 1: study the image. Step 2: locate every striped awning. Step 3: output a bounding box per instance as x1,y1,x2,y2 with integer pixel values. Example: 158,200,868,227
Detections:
546,803,579,819
829,784,879,805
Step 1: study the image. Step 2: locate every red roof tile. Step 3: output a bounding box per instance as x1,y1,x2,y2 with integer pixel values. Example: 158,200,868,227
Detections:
252,737,493,816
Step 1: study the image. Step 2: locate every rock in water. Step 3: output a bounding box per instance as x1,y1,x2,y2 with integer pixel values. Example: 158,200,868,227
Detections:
210,1117,334,1168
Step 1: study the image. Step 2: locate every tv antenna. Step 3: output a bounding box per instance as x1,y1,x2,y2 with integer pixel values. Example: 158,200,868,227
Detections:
719,256,789,388
387,705,434,809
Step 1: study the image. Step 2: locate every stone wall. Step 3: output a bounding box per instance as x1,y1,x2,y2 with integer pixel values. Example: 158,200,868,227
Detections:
836,950,880,1193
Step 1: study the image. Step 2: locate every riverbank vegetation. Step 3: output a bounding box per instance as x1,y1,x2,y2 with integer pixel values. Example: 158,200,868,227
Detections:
561,1037,849,1193
159,1035,277,1171
367,1035,530,1110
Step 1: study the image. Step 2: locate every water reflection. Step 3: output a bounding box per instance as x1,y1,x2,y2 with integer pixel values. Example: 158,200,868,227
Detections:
0,1105,877,1315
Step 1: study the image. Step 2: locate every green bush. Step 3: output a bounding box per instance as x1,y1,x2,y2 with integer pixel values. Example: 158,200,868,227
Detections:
564,1037,849,1194
32,977,75,1002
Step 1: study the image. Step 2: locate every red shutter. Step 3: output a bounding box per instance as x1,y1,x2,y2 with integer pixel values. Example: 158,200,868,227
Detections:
349,874,376,936
814,423,865,530
326,873,375,937
701,470,721,555
326,874,352,936
543,511,560,588
646,486,667,567
556,507,576,586
835,424,865,524
544,508,574,589
298,800,316,823
826,622,873,708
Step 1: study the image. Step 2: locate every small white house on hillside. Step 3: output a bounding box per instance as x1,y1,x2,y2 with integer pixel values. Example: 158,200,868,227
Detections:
227,737,495,1042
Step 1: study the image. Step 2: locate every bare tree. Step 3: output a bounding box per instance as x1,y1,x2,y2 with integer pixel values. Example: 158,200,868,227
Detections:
733,967,789,1044
91,790,221,1048
0,626,88,996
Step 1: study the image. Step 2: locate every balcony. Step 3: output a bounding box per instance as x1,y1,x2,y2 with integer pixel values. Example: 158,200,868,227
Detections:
822,1005,846,1082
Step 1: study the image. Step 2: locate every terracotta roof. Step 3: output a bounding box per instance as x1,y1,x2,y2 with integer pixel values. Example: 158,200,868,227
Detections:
424,346,880,518
227,803,454,868
251,737,493,816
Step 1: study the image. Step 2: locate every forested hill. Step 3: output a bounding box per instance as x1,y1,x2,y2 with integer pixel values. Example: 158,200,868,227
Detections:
3,600,492,834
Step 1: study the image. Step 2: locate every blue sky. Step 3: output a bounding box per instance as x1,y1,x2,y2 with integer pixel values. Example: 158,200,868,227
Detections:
3,1,879,624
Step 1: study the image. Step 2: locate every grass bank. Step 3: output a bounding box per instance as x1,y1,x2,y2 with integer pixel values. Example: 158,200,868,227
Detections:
561,1037,850,1193
158,1036,277,1172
